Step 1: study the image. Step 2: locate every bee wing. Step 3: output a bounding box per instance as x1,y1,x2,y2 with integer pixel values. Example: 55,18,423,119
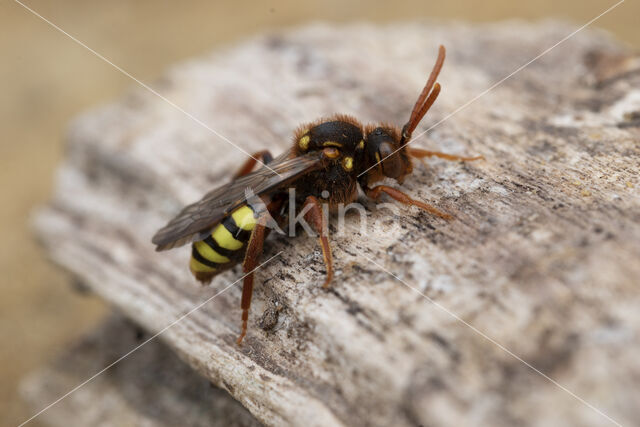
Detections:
152,149,324,251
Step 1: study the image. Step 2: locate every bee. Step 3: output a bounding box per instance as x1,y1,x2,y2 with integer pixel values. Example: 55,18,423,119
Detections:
152,46,481,344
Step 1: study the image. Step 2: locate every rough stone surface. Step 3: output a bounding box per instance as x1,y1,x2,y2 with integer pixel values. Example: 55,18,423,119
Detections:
34,22,640,426
21,315,260,427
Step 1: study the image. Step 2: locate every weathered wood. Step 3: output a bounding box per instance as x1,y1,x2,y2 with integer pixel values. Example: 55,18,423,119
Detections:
20,315,260,427
34,22,640,426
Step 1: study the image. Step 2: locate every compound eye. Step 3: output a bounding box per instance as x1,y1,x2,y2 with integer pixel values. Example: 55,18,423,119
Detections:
378,142,403,178
378,141,395,159
323,147,340,159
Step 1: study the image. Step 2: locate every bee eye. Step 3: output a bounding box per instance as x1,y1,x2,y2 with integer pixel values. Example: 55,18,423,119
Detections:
378,142,394,158
322,147,340,159
378,142,403,178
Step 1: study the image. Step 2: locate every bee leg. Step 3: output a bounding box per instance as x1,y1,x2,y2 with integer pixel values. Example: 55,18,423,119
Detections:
365,185,453,220
232,150,274,178
236,216,267,345
303,196,334,288
407,147,483,162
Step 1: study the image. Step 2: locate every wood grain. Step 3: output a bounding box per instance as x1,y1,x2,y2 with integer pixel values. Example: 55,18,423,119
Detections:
34,22,640,426
21,315,260,427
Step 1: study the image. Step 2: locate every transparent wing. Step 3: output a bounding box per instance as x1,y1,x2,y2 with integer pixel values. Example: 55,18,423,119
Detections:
152,149,323,251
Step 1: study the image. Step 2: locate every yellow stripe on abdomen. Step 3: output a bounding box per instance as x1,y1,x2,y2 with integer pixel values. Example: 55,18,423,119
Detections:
212,223,244,250
189,205,257,283
190,257,216,274
194,240,230,263
231,205,257,231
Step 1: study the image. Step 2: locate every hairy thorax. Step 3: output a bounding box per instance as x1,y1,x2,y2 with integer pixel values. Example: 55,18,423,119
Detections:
291,114,365,206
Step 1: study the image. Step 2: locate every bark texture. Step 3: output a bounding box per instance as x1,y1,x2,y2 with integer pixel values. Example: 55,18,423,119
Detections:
21,315,260,427
33,22,640,427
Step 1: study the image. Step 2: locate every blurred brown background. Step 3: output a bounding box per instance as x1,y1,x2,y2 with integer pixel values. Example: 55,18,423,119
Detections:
1,1,637,425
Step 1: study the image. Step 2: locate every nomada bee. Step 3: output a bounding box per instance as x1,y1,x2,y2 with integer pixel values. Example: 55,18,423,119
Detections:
152,46,481,344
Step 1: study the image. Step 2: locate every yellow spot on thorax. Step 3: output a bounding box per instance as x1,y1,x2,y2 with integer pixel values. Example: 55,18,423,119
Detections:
357,140,365,150
231,206,256,231
190,257,216,273
212,224,243,250
323,141,343,148
323,147,339,158
299,134,310,150
195,240,230,263
342,156,353,171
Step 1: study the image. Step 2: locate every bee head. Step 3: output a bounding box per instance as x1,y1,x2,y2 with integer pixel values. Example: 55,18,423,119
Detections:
359,45,446,187
362,125,412,184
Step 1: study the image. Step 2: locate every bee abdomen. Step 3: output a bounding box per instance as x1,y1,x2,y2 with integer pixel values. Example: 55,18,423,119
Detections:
189,205,257,283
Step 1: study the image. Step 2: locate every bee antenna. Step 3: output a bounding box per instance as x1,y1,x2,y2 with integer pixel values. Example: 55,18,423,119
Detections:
401,45,445,146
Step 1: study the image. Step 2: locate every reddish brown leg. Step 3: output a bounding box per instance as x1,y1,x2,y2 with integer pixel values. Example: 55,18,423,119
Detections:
236,216,267,345
303,196,334,288
365,185,453,220
233,150,274,178
408,147,484,162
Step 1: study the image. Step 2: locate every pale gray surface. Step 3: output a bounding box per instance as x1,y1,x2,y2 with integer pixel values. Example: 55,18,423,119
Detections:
34,22,640,426
21,315,260,427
